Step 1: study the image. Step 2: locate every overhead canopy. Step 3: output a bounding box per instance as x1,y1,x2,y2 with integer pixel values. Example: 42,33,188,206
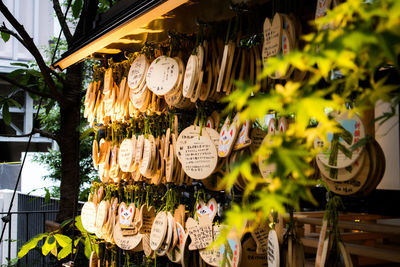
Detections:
51,0,242,71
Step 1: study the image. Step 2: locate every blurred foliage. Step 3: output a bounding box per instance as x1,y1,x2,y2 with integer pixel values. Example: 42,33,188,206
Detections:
219,0,400,241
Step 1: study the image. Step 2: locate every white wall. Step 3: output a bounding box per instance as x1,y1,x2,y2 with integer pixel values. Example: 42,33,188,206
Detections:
0,0,54,73
375,101,400,190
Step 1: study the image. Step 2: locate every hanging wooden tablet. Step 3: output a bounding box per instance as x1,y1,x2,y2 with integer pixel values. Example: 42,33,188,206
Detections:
316,150,365,182
95,200,109,238
138,204,156,234
135,135,144,166
150,211,168,250
128,54,149,90
267,229,280,267
250,127,266,154
218,234,242,267
146,56,180,96
181,134,218,180
259,119,277,178
142,233,153,257
199,224,222,266
262,13,283,65
118,138,136,172
181,230,190,267
81,201,97,233
119,203,135,230
103,68,113,95
167,222,185,263
139,137,152,176
234,120,252,150
183,55,199,98
321,145,370,195
315,219,328,267
338,241,353,267
218,115,239,157
156,212,174,256
251,221,270,254
314,112,365,169
315,0,333,19
186,198,217,250
92,139,99,168
89,251,99,267
241,235,269,267
114,216,143,250
216,43,230,93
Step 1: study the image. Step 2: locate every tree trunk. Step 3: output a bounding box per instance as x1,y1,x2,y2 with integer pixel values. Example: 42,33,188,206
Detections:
56,63,83,223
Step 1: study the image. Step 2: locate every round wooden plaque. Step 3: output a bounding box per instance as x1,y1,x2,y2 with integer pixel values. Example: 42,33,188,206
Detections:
146,56,180,96
317,150,365,182
315,112,365,169
322,145,370,195
181,135,218,180
118,138,136,172
81,201,97,233
128,54,148,90
150,211,168,250
156,212,173,256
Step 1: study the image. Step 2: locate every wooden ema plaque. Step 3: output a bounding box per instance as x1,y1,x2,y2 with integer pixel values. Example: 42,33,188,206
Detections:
156,212,174,256
81,201,97,233
218,115,239,158
234,120,252,150
199,225,222,266
321,148,370,195
241,236,269,267
317,150,366,182
187,198,217,250
118,138,136,172
181,135,218,180
314,112,365,169
167,222,186,263
150,211,168,250
250,127,266,154
262,13,282,65
95,200,109,238
218,235,242,267
251,221,269,254
267,229,280,267
176,125,219,162
128,54,148,90
138,205,156,234
146,56,180,96
114,218,143,250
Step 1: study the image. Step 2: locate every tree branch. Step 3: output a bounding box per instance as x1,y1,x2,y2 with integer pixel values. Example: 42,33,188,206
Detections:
0,128,59,142
52,0,73,44
0,1,63,103
0,25,64,84
0,73,54,99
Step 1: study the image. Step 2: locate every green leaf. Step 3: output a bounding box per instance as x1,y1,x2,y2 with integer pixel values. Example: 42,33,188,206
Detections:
72,0,83,19
1,31,10,42
10,62,29,68
84,236,92,259
54,234,72,248
18,233,47,259
75,216,87,234
2,102,11,125
42,235,57,256
58,244,72,260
